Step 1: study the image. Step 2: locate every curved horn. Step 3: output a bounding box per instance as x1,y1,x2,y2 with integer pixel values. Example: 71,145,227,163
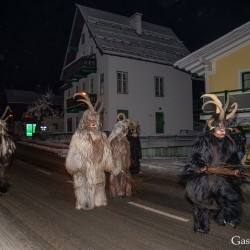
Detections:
201,94,225,121
73,92,95,112
201,94,222,114
201,94,222,107
207,118,215,130
223,96,230,112
94,100,103,113
1,106,12,120
202,100,223,114
226,102,238,120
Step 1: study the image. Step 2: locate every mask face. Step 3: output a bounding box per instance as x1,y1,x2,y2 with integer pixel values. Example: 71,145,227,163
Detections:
83,111,99,131
213,122,226,139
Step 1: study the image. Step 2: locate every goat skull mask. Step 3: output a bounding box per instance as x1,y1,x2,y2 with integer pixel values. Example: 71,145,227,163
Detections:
201,94,238,139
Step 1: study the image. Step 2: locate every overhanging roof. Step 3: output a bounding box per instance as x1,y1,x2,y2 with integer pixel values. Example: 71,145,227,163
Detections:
174,21,250,77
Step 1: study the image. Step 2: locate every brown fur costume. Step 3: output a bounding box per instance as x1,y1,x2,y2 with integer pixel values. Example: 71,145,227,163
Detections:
108,120,132,198
0,106,16,194
65,93,115,210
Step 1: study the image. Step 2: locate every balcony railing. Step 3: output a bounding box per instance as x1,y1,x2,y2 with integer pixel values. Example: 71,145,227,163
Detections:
201,88,250,114
62,55,97,82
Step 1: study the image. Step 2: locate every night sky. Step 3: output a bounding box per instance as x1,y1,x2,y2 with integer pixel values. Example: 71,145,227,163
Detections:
1,0,249,92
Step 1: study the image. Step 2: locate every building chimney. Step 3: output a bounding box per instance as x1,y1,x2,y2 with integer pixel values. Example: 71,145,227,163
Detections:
129,13,142,35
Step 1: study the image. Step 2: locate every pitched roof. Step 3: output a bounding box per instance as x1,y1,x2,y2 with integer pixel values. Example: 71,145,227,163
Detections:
174,21,250,77
75,5,190,65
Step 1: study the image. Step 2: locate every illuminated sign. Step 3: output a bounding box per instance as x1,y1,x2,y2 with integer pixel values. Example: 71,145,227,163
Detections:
26,124,36,137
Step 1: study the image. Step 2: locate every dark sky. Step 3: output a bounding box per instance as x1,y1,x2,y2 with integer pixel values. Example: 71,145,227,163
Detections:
1,0,249,92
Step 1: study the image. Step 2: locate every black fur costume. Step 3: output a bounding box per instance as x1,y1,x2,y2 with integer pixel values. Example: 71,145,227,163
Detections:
182,94,244,233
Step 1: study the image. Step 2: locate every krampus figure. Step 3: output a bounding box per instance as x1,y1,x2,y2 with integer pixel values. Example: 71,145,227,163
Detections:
126,120,142,175
65,92,114,210
182,94,244,233
0,106,16,194
108,120,132,198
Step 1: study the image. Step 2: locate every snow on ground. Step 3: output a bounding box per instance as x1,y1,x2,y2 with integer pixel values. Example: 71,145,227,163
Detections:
17,139,186,175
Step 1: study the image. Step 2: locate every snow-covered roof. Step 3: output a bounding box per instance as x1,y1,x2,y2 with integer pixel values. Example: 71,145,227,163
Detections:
76,5,190,65
174,21,250,77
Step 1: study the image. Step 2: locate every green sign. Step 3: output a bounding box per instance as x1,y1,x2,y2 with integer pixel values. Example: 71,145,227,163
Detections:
26,124,36,137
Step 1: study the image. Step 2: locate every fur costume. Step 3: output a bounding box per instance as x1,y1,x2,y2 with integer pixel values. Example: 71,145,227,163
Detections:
65,92,115,210
0,106,16,194
182,94,244,233
126,120,142,175
108,120,132,198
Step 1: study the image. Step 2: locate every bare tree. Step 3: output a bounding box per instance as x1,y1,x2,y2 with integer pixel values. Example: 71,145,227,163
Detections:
24,89,62,132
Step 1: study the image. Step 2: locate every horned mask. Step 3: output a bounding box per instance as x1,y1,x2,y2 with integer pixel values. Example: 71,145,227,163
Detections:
0,106,13,134
73,92,103,130
201,94,238,138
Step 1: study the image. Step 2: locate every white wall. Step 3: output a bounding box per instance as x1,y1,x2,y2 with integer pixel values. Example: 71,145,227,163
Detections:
101,56,193,135
63,23,193,135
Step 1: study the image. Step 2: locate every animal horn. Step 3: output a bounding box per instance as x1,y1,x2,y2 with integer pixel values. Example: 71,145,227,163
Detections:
201,94,222,114
223,96,230,112
1,106,13,121
94,100,103,113
226,102,238,120
207,118,215,130
73,92,95,112
201,94,225,121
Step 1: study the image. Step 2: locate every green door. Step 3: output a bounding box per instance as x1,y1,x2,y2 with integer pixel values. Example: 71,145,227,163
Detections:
155,112,164,134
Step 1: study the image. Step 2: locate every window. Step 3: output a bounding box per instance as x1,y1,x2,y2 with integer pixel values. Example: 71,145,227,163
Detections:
75,85,79,93
242,71,250,90
82,82,86,91
89,79,94,94
154,76,164,97
155,112,164,133
89,45,94,55
76,116,79,129
67,118,72,132
117,71,128,94
81,33,85,44
100,73,104,95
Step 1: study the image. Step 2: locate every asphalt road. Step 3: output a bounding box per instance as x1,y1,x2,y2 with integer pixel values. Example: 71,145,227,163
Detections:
0,144,249,250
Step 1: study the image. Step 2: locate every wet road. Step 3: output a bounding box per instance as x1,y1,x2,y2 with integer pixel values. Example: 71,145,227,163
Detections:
0,144,249,249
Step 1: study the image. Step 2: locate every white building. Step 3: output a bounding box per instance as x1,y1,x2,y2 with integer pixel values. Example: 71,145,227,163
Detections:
60,5,193,136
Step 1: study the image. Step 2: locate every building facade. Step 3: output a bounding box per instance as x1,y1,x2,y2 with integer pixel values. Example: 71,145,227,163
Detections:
174,21,250,126
61,5,193,136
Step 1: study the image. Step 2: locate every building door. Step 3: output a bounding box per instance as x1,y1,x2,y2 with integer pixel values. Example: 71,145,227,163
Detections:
155,112,164,134
67,118,72,132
